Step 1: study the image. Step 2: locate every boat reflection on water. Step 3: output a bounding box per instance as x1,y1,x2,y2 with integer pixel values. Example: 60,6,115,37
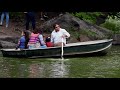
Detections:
49,58,70,78
28,58,70,78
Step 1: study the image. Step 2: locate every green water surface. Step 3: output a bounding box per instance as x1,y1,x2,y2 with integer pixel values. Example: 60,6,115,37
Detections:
0,46,120,78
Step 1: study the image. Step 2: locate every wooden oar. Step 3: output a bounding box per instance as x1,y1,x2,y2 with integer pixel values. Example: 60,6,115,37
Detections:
61,37,64,60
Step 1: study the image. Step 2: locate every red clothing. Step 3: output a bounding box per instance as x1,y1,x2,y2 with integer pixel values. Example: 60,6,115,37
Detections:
46,42,53,47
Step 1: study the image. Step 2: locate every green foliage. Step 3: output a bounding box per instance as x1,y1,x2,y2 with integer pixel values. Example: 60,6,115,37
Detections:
80,28,97,37
69,27,103,40
71,12,120,34
71,12,103,24
69,27,80,39
101,16,120,34
107,12,120,18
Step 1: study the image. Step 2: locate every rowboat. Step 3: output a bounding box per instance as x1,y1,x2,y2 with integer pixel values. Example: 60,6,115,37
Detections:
1,39,113,58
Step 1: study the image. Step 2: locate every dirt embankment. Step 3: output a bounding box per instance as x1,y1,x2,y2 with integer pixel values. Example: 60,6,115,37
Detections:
0,17,45,48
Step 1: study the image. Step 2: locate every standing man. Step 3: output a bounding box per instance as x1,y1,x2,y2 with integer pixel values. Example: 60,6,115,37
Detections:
0,12,9,28
51,23,70,47
24,12,36,30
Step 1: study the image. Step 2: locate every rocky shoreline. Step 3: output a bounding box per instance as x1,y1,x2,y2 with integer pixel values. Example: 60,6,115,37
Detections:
0,13,119,49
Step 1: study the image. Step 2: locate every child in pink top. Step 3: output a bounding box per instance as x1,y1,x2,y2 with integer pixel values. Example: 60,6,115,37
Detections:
28,29,40,49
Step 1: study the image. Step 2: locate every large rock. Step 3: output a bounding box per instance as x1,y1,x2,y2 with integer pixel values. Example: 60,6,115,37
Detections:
0,35,19,49
112,34,120,45
0,40,17,49
40,12,81,32
40,13,113,43
0,35,19,44
78,35,91,42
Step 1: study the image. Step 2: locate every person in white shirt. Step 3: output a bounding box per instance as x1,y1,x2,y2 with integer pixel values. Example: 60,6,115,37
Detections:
51,23,70,47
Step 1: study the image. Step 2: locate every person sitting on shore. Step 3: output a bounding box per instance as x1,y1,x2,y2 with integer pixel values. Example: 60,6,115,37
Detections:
51,23,70,47
16,30,29,50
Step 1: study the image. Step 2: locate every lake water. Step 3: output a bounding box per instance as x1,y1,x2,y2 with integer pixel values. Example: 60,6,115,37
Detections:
0,45,120,78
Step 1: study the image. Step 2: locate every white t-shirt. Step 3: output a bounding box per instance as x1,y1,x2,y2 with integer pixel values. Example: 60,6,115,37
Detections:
38,34,45,45
51,28,70,44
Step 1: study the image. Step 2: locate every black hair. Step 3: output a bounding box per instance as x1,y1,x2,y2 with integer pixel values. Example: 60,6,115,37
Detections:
23,30,30,49
53,23,60,29
45,37,51,42
33,28,39,34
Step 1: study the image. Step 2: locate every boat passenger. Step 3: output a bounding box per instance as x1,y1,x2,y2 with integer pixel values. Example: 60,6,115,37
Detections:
16,30,29,49
28,28,40,49
28,28,46,49
45,37,54,47
51,23,70,47
38,33,47,48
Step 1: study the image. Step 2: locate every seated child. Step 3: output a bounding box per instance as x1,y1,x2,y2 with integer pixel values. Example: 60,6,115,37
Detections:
16,30,29,49
45,37,54,47
38,34,47,48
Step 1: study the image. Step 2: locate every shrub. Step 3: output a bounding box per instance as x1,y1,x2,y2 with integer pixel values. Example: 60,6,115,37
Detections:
101,16,120,33
71,12,103,24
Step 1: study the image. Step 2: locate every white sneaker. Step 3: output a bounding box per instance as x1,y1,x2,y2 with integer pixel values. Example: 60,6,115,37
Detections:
0,22,3,26
6,25,8,28
40,18,44,21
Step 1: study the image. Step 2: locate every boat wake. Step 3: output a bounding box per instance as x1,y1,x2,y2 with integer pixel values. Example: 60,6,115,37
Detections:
48,58,70,61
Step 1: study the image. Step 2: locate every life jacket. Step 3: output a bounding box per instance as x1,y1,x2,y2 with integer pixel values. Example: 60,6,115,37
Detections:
29,33,39,44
